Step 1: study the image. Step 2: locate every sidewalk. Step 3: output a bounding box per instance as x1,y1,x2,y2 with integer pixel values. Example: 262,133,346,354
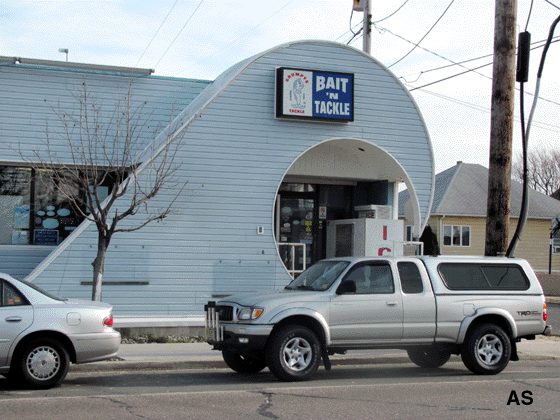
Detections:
70,336,559,373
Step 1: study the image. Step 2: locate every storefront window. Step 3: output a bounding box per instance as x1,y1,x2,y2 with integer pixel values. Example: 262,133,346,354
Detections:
279,183,316,192
0,165,117,246
0,167,32,245
33,169,82,245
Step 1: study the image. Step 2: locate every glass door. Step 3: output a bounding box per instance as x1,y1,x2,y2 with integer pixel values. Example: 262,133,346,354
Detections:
276,184,317,276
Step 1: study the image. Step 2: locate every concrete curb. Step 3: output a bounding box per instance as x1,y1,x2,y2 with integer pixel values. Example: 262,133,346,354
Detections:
69,353,558,374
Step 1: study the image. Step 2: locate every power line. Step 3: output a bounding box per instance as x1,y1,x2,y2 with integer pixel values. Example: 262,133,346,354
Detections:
407,38,560,108
525,0,535,31
407,86,560,133
546,0,560,11
154,0,205,71
388,0,456,68
175,0,295,76
135,0,181,67
373,0,410,24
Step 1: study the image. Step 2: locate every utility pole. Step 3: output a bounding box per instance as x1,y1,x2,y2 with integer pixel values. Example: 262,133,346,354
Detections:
353,0,372,54
362,0,372,54
485,0,518,256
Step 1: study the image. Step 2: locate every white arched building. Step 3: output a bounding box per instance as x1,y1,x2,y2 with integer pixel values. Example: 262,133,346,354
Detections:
1,41,434,326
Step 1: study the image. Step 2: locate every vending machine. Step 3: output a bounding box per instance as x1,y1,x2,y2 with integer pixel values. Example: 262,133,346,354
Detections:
326,205,404,258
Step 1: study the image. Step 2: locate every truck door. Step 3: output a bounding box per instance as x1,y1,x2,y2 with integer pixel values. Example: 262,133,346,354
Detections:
396,261,436,342
330,261,403,344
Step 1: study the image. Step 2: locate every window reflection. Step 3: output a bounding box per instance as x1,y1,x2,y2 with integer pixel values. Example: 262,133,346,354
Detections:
0,166,118,246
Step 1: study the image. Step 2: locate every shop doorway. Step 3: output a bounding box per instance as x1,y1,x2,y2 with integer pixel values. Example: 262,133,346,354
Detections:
274,138,420,278
275,182,357,277
275,183,318,278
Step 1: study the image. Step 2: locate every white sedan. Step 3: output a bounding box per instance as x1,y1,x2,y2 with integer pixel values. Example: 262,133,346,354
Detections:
0,273,120,388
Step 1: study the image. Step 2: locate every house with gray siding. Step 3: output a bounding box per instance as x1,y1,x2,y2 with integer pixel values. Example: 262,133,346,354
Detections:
0,41,435,328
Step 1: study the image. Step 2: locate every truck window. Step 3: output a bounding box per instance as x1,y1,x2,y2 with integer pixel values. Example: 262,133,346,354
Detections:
397,262,424,294
480,265,529,289
344,264,394,294
438,263,529,290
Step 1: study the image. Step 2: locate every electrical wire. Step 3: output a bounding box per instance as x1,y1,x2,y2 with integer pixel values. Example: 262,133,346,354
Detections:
546,1,560,11
507,13,560,257
388,0,456,68
401,36,556,81
407,37,560,106
135,0,181,67
525,0,534,31
405,85,560,133
373,0,410,24
153,0,205,71
175,0,294,76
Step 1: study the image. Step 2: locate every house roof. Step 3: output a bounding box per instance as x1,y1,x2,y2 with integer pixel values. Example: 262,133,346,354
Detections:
399,162,560,220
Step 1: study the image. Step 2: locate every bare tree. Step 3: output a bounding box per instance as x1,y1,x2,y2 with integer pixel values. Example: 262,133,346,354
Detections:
512,148,560,196
23,83,187,301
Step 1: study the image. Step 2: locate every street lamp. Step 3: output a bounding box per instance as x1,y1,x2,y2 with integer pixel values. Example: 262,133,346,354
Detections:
58,48,69,62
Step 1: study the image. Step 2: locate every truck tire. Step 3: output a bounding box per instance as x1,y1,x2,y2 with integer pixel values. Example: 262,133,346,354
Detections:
407,346,452,368
266,326,321,382
222,350,267,374
461,323,511,375
16,337,70,388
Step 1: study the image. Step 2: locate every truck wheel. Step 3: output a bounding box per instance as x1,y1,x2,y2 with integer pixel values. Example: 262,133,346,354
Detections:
266,326,321,382
222,350,267,374
16,337,70,388
407,346,452,368
461,324,511,375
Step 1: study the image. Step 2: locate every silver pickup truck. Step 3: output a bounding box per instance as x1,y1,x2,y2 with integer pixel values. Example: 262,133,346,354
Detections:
205,256,551,381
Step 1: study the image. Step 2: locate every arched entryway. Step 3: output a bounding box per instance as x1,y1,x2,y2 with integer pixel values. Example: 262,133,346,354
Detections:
274,138,421,277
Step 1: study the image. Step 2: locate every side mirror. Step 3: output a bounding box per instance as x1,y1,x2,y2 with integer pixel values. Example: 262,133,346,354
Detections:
336,280,356,295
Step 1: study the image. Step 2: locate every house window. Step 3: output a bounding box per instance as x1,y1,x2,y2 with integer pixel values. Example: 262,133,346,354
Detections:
552,234,560,254
443,225,470,247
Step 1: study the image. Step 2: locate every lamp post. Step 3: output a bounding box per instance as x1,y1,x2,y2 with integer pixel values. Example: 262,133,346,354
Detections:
58,48,69,62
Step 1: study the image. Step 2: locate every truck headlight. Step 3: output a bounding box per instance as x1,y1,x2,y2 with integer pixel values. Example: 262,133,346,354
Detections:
238,307,264,320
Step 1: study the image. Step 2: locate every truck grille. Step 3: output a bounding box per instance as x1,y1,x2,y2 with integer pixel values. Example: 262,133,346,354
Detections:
217,305,234,321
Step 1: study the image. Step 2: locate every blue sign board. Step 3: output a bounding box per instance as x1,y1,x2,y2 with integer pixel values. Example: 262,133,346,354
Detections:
276,68,354,122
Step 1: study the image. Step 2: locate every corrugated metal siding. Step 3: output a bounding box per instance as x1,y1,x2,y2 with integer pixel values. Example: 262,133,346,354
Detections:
0,65,210,282
0,247,52,278
0,64,210,164
23,42,434,317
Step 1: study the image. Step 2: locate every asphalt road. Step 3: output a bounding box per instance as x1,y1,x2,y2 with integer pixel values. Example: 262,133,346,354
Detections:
1,359,559,419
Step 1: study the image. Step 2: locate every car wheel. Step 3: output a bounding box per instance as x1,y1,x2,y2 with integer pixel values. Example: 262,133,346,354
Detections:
407,346,452,368
266,325,321,382
17,337,70,388
222,350,267,374
461,324,511,375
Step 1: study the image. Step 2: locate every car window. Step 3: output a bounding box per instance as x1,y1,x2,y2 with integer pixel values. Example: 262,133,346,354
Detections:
344,263,394,294
1,280,29,306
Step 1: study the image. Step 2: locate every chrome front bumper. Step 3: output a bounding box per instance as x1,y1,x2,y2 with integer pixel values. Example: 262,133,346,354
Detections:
204,301,272,350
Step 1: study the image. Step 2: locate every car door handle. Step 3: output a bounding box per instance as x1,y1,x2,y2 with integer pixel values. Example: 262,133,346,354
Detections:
5,316,22,322
386,302,398,307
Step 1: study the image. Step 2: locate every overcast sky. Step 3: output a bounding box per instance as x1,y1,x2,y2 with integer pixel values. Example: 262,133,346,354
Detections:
2,0,559,174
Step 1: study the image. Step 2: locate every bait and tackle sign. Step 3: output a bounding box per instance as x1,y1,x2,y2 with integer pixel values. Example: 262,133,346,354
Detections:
276,68,354,122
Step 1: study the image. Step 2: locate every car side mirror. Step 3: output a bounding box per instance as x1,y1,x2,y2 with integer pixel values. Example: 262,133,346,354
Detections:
336,280,356,295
